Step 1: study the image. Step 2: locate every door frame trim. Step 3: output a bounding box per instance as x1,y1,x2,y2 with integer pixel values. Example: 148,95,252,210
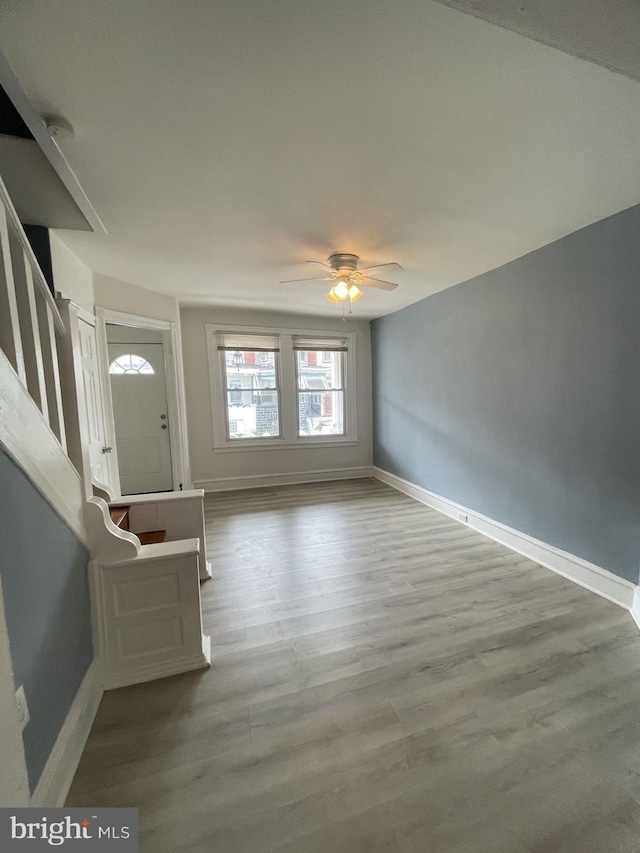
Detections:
95,308,191,494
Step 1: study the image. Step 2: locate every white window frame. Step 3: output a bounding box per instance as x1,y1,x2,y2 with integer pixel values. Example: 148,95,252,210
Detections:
206,324,358,452
219,338,282,443
295,346,345,439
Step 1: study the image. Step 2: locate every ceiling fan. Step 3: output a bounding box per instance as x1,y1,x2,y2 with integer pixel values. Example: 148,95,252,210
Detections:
280,253,402,311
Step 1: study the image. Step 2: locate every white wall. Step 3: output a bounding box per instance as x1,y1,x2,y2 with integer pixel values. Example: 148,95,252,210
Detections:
180,306,373,488
50,232,94,313
93,274,179,323
106,325,164,345
433,0,640,82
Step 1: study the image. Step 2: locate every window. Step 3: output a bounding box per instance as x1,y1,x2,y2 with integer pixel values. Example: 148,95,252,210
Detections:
218,333,281,440
109,353,155,375
208,326,357,450
294,338,346,437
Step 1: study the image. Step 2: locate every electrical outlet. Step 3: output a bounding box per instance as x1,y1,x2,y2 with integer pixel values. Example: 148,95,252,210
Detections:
15,685,29,730
458,512,468,523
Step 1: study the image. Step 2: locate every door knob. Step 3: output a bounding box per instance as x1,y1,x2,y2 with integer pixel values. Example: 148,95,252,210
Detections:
102,446,113,453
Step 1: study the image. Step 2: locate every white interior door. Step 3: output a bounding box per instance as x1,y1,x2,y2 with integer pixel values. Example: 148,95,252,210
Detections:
108,342,173,494
78,317,113,489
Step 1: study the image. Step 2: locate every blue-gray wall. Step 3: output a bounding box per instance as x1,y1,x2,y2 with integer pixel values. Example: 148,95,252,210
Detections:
0,448,93,792
372,205,640,583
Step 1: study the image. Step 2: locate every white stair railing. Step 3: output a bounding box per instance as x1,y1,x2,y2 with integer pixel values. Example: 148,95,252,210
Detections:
0,175,67,452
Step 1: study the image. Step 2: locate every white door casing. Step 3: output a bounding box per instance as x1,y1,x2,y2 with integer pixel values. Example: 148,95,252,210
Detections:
108,342,173,494
95,309,191,493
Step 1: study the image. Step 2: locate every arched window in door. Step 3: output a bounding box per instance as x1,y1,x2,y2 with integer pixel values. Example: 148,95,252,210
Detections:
108,353,155,375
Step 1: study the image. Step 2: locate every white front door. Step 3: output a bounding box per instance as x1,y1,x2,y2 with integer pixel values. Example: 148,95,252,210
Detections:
78,316,113,489
107,342,173,494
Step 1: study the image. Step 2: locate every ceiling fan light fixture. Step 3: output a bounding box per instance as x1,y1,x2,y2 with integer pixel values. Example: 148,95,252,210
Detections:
334,279,350,299
283,252,401,312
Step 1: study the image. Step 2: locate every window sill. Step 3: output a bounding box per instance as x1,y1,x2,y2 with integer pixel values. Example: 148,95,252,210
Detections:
213,438,359,453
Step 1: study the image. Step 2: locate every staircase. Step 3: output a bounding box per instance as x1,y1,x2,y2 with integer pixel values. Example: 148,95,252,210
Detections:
0,170,211,693
0,170,210,808
0,174,86,543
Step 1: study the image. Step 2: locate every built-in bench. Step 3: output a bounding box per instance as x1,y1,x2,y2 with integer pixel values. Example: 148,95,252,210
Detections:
86,489,211,690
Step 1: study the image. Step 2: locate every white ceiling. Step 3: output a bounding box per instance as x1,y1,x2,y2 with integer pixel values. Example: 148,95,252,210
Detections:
1,0,640,318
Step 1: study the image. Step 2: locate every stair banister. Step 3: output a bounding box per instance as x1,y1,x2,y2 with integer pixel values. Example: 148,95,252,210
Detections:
0,176,65,333
0,173,68,452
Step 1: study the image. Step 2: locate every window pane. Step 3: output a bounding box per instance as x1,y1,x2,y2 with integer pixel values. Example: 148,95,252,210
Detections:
296,349,345,437
223,347,280,440
109,353,155,375
298,390,344,436
226,392,280,438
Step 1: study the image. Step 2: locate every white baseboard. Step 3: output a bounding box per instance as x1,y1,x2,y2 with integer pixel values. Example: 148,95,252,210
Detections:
31,660,103,807
373,466,637,612
194,466,374,492
631,589,640,631
103,634,211,690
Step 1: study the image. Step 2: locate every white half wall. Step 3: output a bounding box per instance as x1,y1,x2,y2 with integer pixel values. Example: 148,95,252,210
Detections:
180,306,373,488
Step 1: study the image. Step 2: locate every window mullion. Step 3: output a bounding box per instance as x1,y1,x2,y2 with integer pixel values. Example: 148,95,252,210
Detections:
278,334,297,442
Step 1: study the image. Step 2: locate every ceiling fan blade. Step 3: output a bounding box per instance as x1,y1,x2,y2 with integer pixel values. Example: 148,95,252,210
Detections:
304,260,333,270
357,262,404,274
279,275,332,284
360,277,399,291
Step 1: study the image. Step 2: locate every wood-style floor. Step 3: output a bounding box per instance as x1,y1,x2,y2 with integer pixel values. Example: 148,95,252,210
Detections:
67,479,640,852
